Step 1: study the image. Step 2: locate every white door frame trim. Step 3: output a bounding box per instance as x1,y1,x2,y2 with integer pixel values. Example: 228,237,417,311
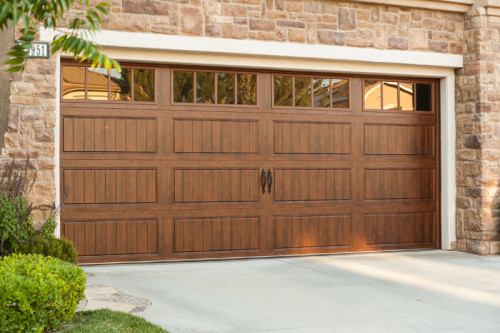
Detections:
48,30,458,249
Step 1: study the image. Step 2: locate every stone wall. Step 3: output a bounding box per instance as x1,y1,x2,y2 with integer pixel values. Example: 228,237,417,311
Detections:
455,6,500,254
67,0,464,54
0,48,57,225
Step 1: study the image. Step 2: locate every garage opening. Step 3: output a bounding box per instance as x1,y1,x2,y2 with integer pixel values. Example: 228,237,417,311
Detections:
60,62,440,263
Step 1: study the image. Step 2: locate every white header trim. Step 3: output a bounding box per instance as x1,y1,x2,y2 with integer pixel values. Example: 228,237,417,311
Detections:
40,29,463,69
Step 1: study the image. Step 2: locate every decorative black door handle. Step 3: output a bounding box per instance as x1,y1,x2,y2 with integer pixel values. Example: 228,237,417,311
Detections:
267,169,272,194
261,169,266,194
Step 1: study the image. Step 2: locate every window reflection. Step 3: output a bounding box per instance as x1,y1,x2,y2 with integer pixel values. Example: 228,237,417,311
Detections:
313,78,330,108
382,81,398,110
134,69,155,102
364,80,381,109
218,73,235,104
295,77,311,107
173,71,194,103
110,68,131,101
62,66,85,99
274,76,293,106
237,74,257,105
332,79,349,109
196,72,215,104
400,83,414,111
87,67,109,100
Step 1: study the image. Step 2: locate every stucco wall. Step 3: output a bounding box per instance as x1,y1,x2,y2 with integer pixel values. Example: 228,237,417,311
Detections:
0,28,13,150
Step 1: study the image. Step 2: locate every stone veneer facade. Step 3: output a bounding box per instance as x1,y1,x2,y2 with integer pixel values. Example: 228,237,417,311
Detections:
0,0,499,253
455,5,500,254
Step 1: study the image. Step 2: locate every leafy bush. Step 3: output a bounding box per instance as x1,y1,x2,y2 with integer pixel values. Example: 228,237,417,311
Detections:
14,235,78,264
0,160,77,263
0,254,86,333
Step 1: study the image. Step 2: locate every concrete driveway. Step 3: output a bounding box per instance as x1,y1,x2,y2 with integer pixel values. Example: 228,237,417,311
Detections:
83,250,500,333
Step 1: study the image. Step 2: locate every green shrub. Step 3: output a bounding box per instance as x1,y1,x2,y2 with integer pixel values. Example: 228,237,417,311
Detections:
0,194,34,255
14,235,78,264
0,254,86,333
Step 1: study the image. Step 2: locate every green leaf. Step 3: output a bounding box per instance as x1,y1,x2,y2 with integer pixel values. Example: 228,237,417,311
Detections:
5,56,25,64
0,3,10,23
6,64,25,72
12,7,20,26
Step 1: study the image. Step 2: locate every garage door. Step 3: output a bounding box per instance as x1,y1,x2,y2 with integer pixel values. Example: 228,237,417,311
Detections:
60,63,440,263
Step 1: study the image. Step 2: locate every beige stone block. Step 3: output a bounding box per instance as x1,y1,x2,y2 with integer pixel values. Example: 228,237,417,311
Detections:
205,24,221,37
222,25,248,39
25,59,56,75
428,40,449,53
38,158,55,170
31,182,56,206
34,129,54,143
490,241,500,254
250,18,275,31
111,14,150,32
122,0,169,15
374,26,386,49
466,239,490,255
232,0,260,6
317,30,345,45
3,132,18,149
276,27,287,41
180,7,203,35
11,82,34,96
204,1,220,15
408,29,427,51
338,7,356,31
387,36,408,50
381,12,398,25
10,95,41,105
286,2,303,13
20,106,43,122
266,10,287,19
221,4,246,17
151,25,178,34
287,28,305,42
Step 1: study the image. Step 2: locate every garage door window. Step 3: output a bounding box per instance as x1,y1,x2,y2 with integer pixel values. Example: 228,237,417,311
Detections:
173,70,257,106
273,75,350,109
62,65,155,102
363,79,433,112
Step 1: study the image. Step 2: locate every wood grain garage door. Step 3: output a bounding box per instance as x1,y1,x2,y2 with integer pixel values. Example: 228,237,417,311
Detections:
60,63,440,263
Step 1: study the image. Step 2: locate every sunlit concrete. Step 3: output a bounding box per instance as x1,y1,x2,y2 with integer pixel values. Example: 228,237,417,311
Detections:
83,250,500,333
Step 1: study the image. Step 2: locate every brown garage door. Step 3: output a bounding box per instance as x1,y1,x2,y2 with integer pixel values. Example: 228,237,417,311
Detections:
60,63,440,263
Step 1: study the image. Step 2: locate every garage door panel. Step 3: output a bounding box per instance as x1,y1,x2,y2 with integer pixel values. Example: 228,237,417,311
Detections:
364,123,435,156
61,66,439,262
173,119,259,153
64,219,159,256
63,168,157,204
274,121,351,155
274,215,352,250
174,169,259,203
364,168,435,201
364,212,435,246
63,116,156,153
274,169,351,202
174,217,260,253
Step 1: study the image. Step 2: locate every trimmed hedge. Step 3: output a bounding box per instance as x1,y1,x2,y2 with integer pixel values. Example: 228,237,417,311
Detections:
0,254,86,333
14,235,78,264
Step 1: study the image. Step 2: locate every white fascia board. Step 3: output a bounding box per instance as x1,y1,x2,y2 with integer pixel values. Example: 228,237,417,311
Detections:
40,28,463,69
